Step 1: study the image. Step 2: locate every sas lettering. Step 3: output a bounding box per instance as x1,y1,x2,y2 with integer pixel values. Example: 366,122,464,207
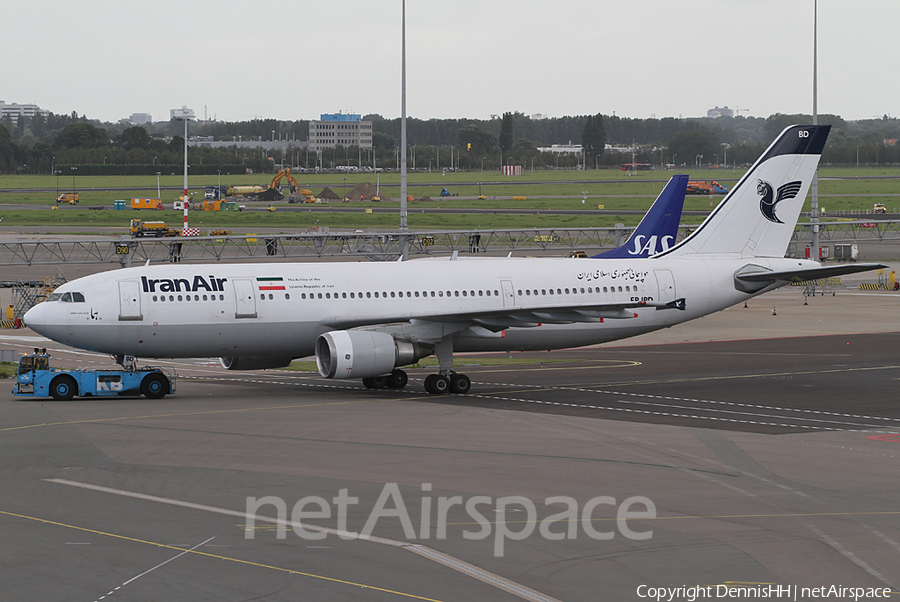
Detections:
628,234,674,257
141,275,228,293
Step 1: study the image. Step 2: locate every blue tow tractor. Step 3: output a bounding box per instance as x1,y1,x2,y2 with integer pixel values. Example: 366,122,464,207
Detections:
13,349,177,401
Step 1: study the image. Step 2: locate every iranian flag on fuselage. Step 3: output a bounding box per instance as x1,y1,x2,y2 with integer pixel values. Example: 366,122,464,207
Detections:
257,277,286,291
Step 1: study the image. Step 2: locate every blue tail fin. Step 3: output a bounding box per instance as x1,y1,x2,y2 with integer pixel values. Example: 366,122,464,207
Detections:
593,174,687,258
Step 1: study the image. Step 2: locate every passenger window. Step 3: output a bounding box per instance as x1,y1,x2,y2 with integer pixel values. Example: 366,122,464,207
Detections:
153,296,158,302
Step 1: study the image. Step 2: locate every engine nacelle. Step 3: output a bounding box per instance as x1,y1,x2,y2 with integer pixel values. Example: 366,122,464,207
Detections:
219,356,294,371
315,331,428,380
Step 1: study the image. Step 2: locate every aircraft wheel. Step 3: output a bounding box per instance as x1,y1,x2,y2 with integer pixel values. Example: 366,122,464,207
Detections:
50,375,77,401
141,373,169,399
363,375,387,389
387,369,408,389
449,373,471,394
424,374,449,395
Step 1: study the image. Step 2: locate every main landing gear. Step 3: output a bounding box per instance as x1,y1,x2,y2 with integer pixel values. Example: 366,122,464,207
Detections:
362,369,409,390
424,372,471,395
361,338,471,395
362,369,471,394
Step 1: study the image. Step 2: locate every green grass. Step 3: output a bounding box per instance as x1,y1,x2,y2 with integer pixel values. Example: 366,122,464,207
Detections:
0,362,18,379
1,167,898,231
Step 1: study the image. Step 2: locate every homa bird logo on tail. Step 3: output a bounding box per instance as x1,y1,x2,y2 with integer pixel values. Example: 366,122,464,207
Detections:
758,179,803,224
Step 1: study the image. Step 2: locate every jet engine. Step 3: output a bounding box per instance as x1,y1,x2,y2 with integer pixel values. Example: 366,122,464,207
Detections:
315,331,429,380
220,356,294,371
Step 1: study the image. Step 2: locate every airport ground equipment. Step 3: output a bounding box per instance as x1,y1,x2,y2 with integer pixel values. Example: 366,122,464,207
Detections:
12,349,176,401
57,193,79,204
130,219,179,238
686,181,728,195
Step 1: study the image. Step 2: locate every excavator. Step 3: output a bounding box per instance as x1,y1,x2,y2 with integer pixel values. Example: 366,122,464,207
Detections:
270,167,299,194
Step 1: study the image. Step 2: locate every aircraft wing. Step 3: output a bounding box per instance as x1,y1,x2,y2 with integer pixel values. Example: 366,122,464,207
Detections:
321,298,685,332
736,263,887,284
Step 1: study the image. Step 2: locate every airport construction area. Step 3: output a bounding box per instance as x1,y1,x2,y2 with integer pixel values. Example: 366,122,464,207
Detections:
1,265,899,601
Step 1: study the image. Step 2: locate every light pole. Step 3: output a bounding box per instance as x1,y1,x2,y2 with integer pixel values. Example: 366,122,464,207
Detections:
810,0,820,261
217,170,221,199
721,143,730,169
71,166,77,193
156,172,161,200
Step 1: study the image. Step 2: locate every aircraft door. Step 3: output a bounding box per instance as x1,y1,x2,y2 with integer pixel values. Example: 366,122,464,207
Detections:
233,279,258,319
500,280,515,307
654,270,676,303
118,281,143,321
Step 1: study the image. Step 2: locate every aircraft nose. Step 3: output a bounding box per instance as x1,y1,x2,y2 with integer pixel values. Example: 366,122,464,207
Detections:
23,302,46,332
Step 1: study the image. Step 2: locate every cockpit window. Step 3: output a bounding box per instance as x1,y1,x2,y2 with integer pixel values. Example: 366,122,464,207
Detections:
60,292,73,302
72,292,85,302
46,293,62,302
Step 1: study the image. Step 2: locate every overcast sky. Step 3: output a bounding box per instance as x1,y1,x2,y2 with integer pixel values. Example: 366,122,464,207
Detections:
4,0,898,126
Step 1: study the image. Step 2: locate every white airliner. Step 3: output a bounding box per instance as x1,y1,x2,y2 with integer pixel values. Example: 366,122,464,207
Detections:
25,125,884,395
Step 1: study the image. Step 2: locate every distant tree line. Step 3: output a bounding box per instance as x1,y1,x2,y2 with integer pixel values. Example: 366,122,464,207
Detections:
2,110,900,175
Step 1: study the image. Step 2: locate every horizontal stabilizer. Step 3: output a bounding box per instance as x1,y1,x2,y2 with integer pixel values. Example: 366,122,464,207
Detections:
736,263,887,284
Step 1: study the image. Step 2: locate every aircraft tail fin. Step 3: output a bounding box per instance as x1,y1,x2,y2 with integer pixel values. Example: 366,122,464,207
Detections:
594,174,687,259
657,125,830,259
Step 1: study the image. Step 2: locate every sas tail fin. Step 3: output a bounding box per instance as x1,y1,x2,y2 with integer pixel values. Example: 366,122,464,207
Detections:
657,125,830,259
594,174,687,259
